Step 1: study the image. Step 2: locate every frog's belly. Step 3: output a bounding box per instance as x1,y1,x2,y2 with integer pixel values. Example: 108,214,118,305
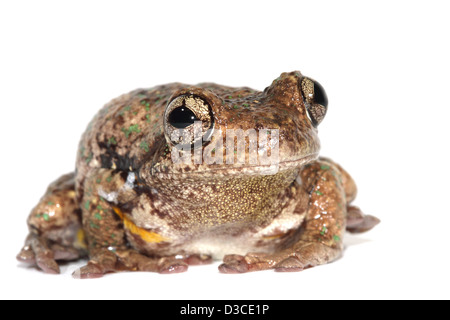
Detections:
127,209,306,260
184,234,266,260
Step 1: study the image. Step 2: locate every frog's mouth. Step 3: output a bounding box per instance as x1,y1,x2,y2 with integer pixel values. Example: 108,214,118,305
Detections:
150,153,319,177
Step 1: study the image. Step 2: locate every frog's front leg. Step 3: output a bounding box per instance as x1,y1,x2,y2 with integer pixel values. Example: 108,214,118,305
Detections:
73,169,208,278
17,173,87,274
219,160,357,273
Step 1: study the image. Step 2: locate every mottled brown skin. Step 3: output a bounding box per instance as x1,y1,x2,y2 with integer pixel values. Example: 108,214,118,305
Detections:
17,71,379,278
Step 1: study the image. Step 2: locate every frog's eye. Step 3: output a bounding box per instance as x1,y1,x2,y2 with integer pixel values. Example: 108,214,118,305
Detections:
164,94,214,147
300,77,328,127
168,106,199,129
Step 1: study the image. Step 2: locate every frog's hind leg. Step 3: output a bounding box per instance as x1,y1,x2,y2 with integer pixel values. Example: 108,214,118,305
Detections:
219,159,379,273
326,159,380,233
17,173,87,274
72,169,198,279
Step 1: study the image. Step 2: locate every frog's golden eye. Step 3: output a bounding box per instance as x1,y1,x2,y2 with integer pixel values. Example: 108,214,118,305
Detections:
164,94,214,147
301,77,328,127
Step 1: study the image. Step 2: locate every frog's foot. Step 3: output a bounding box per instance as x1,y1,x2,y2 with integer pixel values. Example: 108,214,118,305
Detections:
346,206,380,234
219,241,341,274
17,234,84,274
72,250,209,279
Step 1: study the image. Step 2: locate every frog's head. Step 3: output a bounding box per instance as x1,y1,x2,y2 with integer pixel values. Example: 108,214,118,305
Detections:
150,71,328,177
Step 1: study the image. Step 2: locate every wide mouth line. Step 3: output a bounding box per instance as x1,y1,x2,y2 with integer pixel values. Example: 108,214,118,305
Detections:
151,153,319,176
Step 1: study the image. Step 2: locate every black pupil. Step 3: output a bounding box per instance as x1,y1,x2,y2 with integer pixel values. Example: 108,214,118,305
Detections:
313,80,328,108
168,107,199,128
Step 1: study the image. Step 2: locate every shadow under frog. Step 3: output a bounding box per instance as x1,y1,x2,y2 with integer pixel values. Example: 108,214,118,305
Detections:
17,71,379,278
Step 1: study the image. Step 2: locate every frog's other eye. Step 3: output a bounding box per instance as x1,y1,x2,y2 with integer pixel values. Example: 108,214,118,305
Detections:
300,77,328,127
164,94,214,147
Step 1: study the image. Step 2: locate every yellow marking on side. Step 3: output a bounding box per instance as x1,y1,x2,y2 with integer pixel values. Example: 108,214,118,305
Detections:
113,207,169,244
76,229,87,250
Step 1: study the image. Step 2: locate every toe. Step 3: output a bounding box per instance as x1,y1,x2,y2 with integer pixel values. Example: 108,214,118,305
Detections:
17,246,36,264
218,261,249,274
159,261,189,274
36,256,60,274
73,263,105,279
274,257,304,272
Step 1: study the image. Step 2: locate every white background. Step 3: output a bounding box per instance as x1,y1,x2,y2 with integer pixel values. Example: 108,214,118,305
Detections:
0,0,449,300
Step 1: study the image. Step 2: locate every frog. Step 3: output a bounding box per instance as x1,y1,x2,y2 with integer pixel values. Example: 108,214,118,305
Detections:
17,71,379,278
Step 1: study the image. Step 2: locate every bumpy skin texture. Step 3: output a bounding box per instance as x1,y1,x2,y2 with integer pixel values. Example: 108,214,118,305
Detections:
17,71,379,278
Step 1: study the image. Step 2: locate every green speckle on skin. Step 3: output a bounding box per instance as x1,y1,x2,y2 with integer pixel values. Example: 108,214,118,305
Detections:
85,153,93,164
320,226,328,236
146,114,151,122
94,213,103,220
47,201,55,206
111,234,116,239
228,95,232,99
140,141,150,153
106,176,113,183
315,190,324,196
108,136,117,146
333,235,341,242
43,214,50,221
321,165,331,170
122,124,141,138
90,221,100,229
96,178,102,184
97,205,103,211
84,200,91,210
